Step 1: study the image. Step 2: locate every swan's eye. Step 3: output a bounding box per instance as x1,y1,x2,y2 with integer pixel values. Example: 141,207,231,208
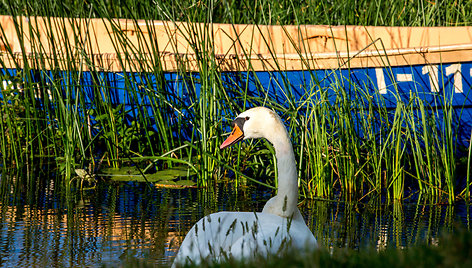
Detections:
245,116,250,121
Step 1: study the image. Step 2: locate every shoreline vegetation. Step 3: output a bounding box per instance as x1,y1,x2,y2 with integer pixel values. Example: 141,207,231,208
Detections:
0,0,471,205
120,227,472,268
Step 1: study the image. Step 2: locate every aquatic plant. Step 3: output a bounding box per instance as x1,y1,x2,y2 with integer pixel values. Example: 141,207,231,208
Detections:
0,0,470,204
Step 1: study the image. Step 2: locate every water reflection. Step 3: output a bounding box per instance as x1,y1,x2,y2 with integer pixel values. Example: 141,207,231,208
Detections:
306,199,465,253
0,171,470,267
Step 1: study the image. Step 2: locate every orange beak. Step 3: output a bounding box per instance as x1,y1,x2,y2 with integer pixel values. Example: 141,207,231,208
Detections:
220,124,244,149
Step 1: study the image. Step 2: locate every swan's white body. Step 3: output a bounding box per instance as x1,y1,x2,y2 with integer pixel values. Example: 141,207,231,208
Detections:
172,107,317,267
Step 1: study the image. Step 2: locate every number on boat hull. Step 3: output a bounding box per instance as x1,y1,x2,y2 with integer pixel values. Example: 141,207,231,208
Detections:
375,63,469,94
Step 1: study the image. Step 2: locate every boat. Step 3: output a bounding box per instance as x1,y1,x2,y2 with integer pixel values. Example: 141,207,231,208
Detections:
0,15,471,146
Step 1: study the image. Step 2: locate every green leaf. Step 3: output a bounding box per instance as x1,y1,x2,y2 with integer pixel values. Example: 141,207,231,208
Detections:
99,166,196,188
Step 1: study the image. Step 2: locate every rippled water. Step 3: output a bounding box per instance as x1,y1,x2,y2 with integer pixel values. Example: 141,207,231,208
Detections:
0,172,470,267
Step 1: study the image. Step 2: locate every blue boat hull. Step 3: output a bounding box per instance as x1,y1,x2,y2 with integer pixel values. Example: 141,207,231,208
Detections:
1,61,471,147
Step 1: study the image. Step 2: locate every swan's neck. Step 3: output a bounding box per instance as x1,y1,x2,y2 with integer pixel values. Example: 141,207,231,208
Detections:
262,128,299,218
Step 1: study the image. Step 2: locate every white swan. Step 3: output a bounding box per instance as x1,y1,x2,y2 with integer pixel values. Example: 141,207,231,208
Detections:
172,107,317,267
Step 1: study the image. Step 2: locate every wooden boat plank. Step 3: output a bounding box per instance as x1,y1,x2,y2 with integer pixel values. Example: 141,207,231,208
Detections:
1,16,472,72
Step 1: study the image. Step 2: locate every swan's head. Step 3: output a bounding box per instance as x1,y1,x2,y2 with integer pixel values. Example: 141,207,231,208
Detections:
220,107,287,150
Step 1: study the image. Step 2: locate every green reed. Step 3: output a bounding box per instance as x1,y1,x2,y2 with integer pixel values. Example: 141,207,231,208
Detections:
2,0,471,26
0,0,470,202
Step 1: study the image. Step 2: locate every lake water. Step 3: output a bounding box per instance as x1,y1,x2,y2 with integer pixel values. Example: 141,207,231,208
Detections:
0,171,470,267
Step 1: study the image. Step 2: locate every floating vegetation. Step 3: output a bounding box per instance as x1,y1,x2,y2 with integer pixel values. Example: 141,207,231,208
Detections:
100,166,197,188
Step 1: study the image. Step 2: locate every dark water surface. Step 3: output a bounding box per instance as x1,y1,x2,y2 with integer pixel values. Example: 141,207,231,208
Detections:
0,172,470,267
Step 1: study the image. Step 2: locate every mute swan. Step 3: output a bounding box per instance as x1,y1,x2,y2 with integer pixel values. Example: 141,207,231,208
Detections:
172,107,317,267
